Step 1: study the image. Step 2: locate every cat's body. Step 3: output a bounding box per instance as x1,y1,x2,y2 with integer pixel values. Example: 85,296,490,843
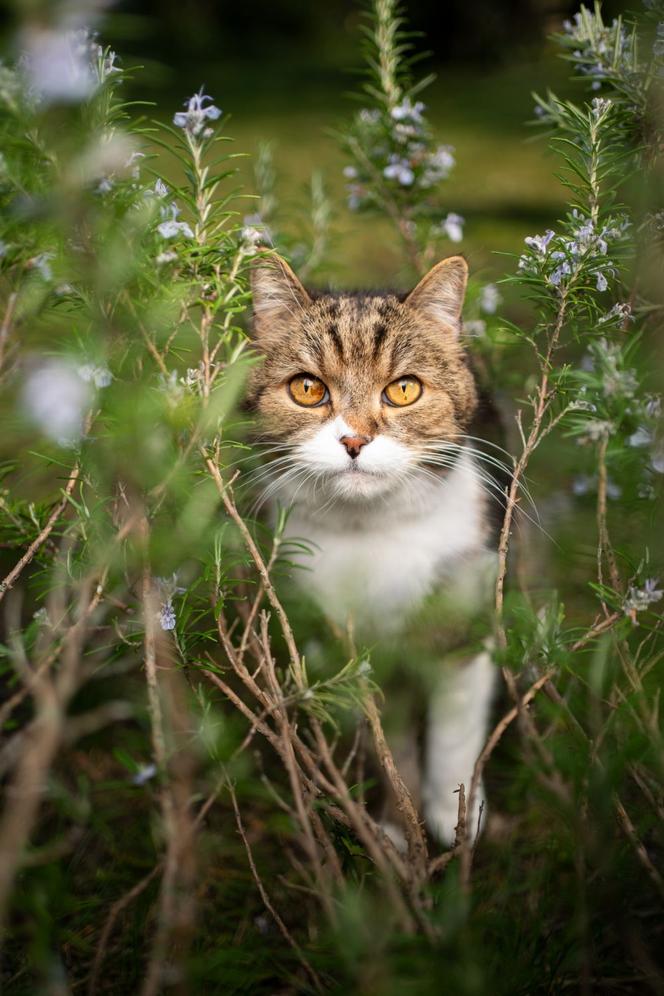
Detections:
247,254,502,843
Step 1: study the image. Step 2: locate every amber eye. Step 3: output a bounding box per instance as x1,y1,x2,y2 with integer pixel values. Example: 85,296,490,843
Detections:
383,376,423,407
288,373,329,407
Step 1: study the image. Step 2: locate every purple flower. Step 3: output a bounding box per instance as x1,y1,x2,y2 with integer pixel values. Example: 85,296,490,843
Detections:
157,203,193,239
155,574,186,632
525,230,555,254
132,763,157,786
159,602,176,631
173,89,221,137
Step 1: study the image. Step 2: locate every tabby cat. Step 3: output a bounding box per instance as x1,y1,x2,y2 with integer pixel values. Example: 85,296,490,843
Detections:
247,253,500,844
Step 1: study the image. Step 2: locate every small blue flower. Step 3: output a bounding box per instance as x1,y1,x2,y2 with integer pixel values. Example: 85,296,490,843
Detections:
132,763,157,786
525,230,555,254
155,574,186,632
157,203,193,239
159,602,177,631
383,155,415,186
173,89,221,138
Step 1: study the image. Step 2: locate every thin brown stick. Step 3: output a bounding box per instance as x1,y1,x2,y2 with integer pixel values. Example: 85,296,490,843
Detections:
0,291,18,374
364,694,428,881
614,795,664,900
203,452,304,687
0,464,80,604
140,541,197,996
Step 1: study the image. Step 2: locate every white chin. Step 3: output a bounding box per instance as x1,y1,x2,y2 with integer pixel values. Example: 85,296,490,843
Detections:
329,468,394,500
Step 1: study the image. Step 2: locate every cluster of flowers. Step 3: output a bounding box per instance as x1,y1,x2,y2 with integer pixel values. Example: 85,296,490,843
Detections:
570,335,664,494
560,8,635,90
343,97,456,211
518,209,629,292
173,90,221,140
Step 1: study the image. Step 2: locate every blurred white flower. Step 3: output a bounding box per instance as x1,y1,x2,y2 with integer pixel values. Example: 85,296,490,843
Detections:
480,284,501,314
628,426,652,448
21,27,99,105
78,362,112,388
464,319,486,337
156,250,178,265
576,418,614,444
21,358,93,446
419,144,455,187
31,252,54,281
383,155,414,186
390,98,426,123
73,131,136,190
440,212,464,243
572,474,592,496
240,226,263,254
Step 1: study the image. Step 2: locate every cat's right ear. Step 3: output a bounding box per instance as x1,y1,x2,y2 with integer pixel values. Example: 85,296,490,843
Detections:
250,254,311,337
405,255,468,337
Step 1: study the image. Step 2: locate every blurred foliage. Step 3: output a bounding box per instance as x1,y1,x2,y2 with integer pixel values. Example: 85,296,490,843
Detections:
0,1,663,995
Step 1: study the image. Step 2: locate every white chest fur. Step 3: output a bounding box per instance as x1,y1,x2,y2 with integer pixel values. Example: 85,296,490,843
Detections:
282,451,492,637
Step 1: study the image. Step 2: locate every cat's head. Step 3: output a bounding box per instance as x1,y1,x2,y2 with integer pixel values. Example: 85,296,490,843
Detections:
246,254,478,503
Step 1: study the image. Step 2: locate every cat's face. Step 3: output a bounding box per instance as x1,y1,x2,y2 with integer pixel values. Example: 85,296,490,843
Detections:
247,255,478,503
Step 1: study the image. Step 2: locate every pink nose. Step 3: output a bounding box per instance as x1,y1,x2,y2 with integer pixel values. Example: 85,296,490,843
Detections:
340,434,371,459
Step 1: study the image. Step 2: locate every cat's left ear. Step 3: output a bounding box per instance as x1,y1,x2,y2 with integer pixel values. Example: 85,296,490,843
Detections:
250,253,311,337
405,256,468,337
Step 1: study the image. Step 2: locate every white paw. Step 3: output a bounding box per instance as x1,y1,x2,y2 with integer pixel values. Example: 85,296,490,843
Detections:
423,783,487,846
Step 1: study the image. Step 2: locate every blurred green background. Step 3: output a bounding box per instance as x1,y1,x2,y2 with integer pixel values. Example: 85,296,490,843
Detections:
4,0,629,286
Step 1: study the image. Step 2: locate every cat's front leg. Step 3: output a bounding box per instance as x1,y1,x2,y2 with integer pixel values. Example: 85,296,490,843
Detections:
422,649,496,846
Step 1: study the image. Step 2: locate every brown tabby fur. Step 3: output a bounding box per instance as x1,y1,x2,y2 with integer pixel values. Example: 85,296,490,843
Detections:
246,254,478,449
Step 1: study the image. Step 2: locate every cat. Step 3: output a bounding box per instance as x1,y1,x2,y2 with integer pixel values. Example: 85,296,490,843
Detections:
246,253,502,845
